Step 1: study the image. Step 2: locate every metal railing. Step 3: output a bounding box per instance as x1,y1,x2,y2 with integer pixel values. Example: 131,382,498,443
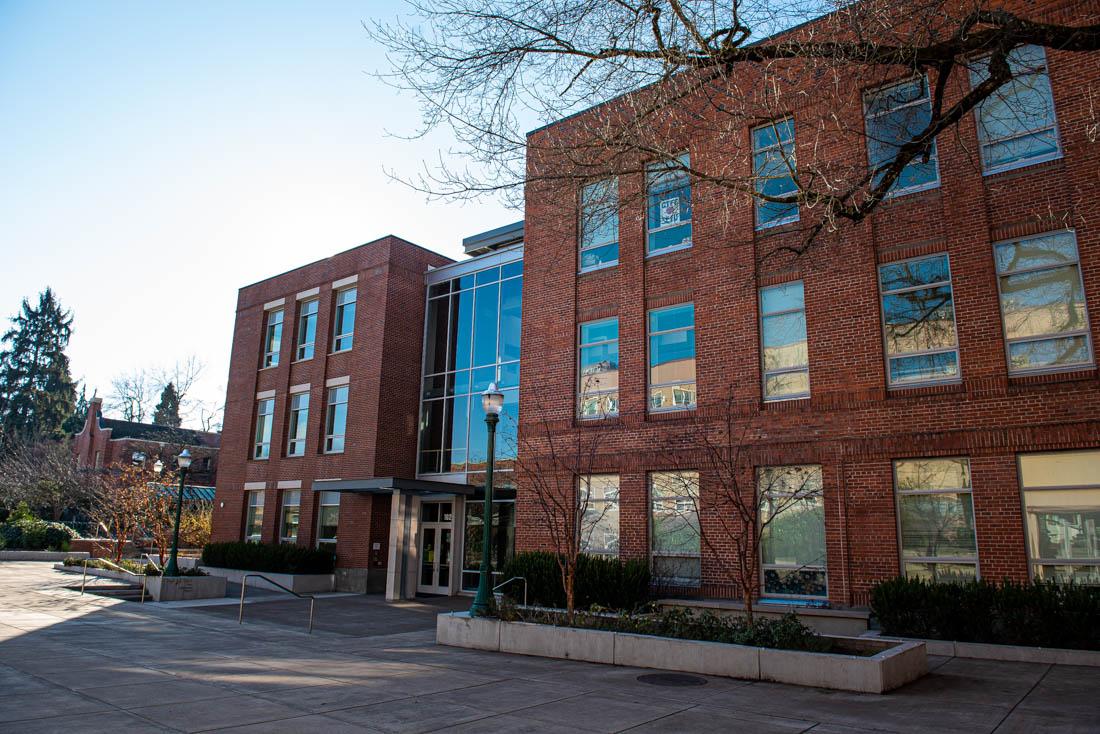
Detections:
492,576,527,607
238,573,316,634
80,558,147,604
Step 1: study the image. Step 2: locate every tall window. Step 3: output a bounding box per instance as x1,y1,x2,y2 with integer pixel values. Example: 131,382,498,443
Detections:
646,154,692,255
752,118,798,228
286,392,309,457
1019,450,1100,585
879,254,960,386
650,471,700,586
316,491,340,551
578,318,619,418
332,287,356,352
995,231,1092,373
648,303,696,411
253,398,274,460
760,281,809,400
296,299,318,360
244,490,264,543
324,386,348,454
580,179,619,272
971,45,1060,174
865,76,939,195
579,475,620,556
759,465,826,599
262,309,283,368
895,458,978,583
280,490,300,544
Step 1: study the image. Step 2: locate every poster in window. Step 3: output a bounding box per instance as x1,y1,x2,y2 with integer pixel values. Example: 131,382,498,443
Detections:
659,196,681,227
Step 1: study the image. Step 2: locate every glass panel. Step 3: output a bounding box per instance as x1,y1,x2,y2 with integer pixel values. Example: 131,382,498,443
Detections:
899,493,978,558
647,155,692,252
865,76,938,192
762,311,808,371
652,556,701,584
580,243,619,270
472,283,500,367
449,289,474,371
888,351,959,384
1019,451,1100,488
497,389,519,465
418,400,444,455
1024,506,1100,561
1007,335,1090,371
995,233,1080,273
971,45,1058,170
326,387,348,453
497,361,520,390
753,119,798,226
462,499,516,591
318,504,339,542
764,370,810,399
439,528,452,586
580,475,620,556
649,303,694,333
883,286,957,355
475,266,500,286
423,297,450,376
649,331,696,383
903,562,977,584
501,260,523,279
895,458,971,491
497,277,522,363
581,179,619,250
422,502,440,522
879,255,950,291
421,527,436,586
999,266,1087,340
761,281,804,314
761,495,826,567
764,568,827,597
650,472,700,557
1033,564,1100,585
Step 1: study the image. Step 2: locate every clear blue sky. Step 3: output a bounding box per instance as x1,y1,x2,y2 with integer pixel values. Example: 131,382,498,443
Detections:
0,0,514,426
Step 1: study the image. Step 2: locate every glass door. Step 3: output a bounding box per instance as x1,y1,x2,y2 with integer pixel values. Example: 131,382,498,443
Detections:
417,502,453,594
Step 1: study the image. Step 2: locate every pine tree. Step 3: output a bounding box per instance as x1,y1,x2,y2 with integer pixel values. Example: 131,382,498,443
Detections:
0,289,77,442
62,384,88,435
153,382,182,427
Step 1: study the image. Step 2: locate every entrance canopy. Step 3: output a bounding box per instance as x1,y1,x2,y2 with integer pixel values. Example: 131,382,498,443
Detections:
312,477,476,496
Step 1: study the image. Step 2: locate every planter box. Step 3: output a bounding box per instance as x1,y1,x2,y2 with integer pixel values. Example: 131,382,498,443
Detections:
199,566,334,593
2,550,89,562
867,632,1100,667
54,563,134,582
146,575,227,602
437,612,926,694
659,598,870,637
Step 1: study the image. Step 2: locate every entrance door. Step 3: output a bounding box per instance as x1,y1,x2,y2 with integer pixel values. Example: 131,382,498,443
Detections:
417,501,453,594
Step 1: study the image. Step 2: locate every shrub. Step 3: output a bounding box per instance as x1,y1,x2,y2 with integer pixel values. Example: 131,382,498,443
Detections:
201,541,335,575
0,511,80,551
500,551,651,611
871,576,1100,650
61,557,207,576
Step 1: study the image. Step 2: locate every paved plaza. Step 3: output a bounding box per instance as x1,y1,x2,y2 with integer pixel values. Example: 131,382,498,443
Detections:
0,562,1096,733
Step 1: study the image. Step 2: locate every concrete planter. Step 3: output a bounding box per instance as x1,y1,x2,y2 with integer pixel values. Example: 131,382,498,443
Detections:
2,550,89,562
199,566,334,593
54,563,134,582
437,612,926,693
868,633,1100,667
659,598,870,637
146,575,227,602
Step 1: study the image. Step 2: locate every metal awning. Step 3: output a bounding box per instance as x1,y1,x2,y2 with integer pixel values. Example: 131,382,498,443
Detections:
312,477,476,496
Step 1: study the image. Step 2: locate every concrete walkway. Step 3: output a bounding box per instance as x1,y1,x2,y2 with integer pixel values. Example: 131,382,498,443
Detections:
0,562,1096,733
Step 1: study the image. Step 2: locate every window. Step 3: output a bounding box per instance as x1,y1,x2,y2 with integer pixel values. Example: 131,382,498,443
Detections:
286,392,309,457
324,386,348,453
759,465,826,598
864,76,939,195
895,458,978,583
879,254,960,386
646,154,692,255
253,398,274,460
752,118,798,228
262,309,283,368
296,299,318,360
578,318,619,418
316,491,340,551
760,281,809,400
280,490,300,544
244,490,264,542
971,45,1060,174
648,304,696,411
332,287,356,352
995,231,1093,374
579,475,620,556
580,179,618,271
650,471,700,585
1019,450,1100,585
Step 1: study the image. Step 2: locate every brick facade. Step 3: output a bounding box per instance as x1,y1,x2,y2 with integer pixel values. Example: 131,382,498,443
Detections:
210,236,451,590
516,0,1100,606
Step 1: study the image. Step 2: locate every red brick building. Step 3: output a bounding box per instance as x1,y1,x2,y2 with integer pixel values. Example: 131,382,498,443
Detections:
516,0,1100,606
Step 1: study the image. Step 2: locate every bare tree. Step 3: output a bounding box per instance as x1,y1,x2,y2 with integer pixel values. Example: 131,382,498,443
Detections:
0,438,99,521
106,356,216,430
107,369,151,423
88,463,153,562
374,0,1099,252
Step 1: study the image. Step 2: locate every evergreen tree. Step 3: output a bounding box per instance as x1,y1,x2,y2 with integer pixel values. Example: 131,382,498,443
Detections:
0,289,77,442
152,382,182,427
62,384,88,435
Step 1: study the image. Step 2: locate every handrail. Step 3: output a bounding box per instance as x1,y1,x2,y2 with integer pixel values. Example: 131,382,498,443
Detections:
81,558,147,604
492,576,527,607
238,573,316,634
141,553,162,574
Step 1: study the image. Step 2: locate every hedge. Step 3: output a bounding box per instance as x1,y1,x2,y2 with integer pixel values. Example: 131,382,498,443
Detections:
500,551,650,611
871,576,1100,650
201,541,335,575
0,514,80,551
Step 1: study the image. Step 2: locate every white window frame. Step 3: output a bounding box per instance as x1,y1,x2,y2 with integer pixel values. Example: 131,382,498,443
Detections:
332,287,356,353
645,153,692,257
758,465,827,600
295,298,318,361
647,303,696,413
579,474,620,557
578,317,619,419
579,178,619,273
752,118,799,229
878,253,962,388
994,230,1094,376
970,45,1062,176
253,398,274,460
863,75,941,198
649,471,701,587
893,458,980,583
279,490,301,544
316,491,340,551
1018,450,1100,584
324,386,348,454
244,490,264,543
286,392,309,457
262,308,283,368
760,281,810,401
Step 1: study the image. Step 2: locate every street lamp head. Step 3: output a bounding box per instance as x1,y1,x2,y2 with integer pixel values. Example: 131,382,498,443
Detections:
152,459,164,475
177,449,192,470
482,383,504,416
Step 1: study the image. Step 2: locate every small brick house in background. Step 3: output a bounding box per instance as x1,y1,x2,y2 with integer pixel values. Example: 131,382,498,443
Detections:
72,396,220,486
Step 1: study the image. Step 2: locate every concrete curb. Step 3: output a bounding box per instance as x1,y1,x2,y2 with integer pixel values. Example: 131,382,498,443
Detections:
1,550,89,562
866,632,1100,667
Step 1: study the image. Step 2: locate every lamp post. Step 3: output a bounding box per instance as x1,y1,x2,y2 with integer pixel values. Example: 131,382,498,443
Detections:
164,449,192,577
470,383,504,616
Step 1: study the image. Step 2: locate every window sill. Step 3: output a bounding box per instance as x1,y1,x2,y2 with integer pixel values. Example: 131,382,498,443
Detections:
258,365,279,372
329,349,352,356
647,407,696,421
323,451,345,456
763,395,811,407
982,152,1063,178
880,181,940,204
887,380,964,398
578,262,618,276
1008,365,1097,387
646,242,692,259
755,216,800,234
292,357,314,365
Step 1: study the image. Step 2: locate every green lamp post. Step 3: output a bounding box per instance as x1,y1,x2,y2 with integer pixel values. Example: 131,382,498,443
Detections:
470,382,504,617
163,449,192,577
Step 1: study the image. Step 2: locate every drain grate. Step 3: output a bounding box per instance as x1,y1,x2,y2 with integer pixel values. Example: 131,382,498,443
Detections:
637,673,708,687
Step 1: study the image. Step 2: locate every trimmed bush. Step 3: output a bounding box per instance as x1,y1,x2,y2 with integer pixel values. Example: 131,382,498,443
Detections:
201,541,335,575
871,576,1100,650
500,551,650,611
0,514,80,551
